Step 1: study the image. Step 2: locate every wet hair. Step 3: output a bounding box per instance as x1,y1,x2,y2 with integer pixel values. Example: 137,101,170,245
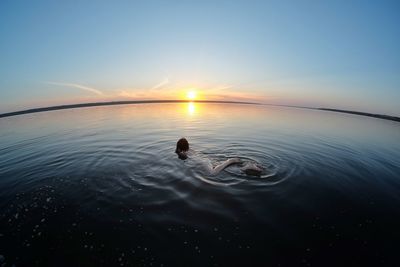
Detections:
176,138,189,160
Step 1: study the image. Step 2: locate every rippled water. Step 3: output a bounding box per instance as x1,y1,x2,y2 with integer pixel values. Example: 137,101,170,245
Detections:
0,103,399,266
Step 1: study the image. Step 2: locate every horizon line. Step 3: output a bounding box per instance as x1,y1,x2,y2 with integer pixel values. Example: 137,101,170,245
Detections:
0,100,259,119
0,99,399,123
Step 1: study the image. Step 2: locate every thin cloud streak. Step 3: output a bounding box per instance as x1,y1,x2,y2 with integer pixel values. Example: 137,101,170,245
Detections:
46,81,105,96
117,77,172,99
151,77,169,90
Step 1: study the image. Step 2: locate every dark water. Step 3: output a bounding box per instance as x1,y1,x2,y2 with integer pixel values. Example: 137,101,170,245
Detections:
0,103,399,266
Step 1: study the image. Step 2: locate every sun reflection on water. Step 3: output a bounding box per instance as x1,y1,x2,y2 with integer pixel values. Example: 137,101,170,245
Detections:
188,102,196,115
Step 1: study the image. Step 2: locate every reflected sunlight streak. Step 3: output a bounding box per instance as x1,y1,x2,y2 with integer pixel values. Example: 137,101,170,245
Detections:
188,102,196,115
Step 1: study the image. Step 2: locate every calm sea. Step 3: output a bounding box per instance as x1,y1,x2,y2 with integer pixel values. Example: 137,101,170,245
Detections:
0,103,399,266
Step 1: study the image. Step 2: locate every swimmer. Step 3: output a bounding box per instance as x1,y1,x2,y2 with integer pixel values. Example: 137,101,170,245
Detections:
175,137,262,176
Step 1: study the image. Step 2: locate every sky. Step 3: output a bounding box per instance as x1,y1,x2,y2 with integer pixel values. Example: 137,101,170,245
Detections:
0,0,399,115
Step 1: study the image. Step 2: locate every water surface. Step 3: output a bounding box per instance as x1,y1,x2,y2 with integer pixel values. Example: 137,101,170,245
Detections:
0,103,399,266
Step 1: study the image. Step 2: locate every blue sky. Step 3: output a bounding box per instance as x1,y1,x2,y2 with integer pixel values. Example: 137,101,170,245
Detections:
0,0,399,115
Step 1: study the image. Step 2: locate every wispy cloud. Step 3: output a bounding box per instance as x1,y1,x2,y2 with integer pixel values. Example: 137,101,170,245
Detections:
151,77,169,90
46,81,104,96
117,77,171,99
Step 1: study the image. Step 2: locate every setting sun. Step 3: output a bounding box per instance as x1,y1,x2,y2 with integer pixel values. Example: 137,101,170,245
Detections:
187,90,197,100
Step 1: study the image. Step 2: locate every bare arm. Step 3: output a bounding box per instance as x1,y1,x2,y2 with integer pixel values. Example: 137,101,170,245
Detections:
209,158,240,176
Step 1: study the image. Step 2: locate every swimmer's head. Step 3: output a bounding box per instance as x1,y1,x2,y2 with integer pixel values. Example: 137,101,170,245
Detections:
176,138,189,160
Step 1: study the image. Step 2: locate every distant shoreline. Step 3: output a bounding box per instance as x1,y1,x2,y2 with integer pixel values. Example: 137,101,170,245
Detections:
317,108,400,122
0,100,399,123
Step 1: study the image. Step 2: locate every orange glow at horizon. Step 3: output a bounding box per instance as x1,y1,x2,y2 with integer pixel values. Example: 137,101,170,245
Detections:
61,86,266,105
